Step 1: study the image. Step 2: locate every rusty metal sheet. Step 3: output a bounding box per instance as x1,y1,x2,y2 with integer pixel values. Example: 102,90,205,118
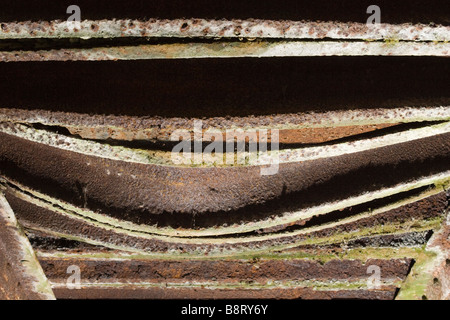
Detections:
0,40,448,62
0,124,449,231
37,255,411,299
3,176,448,255
0,7,449,301
0,194,55,300
0,20,448,42
1,107,448,143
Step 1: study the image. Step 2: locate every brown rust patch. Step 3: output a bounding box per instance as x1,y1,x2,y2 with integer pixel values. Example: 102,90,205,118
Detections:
39,257,413,283
0,129,449,230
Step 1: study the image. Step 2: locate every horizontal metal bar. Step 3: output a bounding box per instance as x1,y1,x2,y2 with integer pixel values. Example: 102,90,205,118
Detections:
0,40,448,62
0,19,448,42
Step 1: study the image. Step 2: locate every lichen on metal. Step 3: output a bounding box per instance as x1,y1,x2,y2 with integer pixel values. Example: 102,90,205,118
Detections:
0,19,448,42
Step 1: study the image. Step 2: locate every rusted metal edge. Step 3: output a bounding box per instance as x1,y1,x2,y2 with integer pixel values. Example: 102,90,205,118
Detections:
0,125,449,232
1,121,449,167
28,230,434,255
38,257,413,283
31,248,417,300
1,107,449,142
0,19,448,42
38,257,411,300
49,284,399,300
0,194,55,300
3,179,447,256
0,40,448,62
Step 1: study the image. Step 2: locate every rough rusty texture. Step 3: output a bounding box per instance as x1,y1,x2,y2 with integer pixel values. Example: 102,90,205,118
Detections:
64,123,399,145
35,245,412,299
0,17,448,61
0,3,449,300
0,129,448,229
52,286,399,300
1,19,448,41
4,187,447,255
0,195,54,300
1,107,446,143
257,188,446,235
39,257,413,283
0,40,448,62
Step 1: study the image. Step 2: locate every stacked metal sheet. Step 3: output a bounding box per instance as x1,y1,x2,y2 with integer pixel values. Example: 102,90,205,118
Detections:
0,1,449,300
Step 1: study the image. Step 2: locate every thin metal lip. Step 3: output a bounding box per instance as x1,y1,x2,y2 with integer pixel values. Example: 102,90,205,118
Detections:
1,106,449,141
0,122,449,225
0,19,448,41
0,19,448,60
0,40,448,61
4,172,447,240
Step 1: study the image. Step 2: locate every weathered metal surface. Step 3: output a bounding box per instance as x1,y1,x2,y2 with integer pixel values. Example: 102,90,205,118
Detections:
0,5,449,300
51,285,400,300
0,124,449,230
3,179,447,254
39,257,413,283
1,20,448,42
1,107,448,143
0,40,448,62
397,203,450,300
0,195,55,300
426,211,450,300
37,256,411,299
0,19,448,61
2,121,449,167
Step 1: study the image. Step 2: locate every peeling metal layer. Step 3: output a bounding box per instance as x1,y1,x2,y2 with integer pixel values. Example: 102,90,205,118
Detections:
3,179,447,255
38,256,411,300
2,121,449,167
0,123,449,229
0,195,55,300
50,285,399,300
30,238,422,300
32,235,416,300
0,9,449,301
0,122,450,230
38,257,413,283
0,40,448,62
0,19,448,42
1,107,449,143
